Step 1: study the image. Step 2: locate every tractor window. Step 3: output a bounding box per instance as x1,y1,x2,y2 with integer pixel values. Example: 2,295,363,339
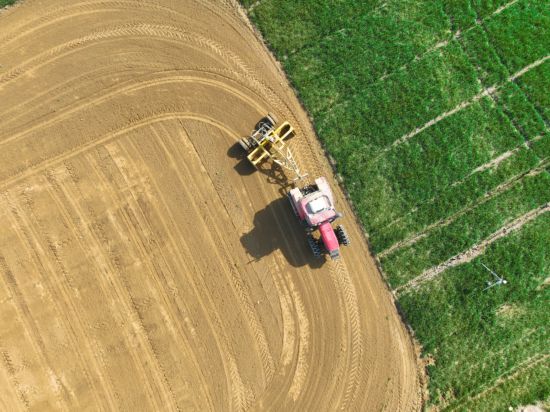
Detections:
307,196,330,214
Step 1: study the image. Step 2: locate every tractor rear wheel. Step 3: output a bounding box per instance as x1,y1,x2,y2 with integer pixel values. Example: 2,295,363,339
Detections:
307,235,322,258
335,225,350,246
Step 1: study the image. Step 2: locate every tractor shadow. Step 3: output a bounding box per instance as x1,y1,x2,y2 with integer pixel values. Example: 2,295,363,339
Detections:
240,197,325,269
227,142,294,195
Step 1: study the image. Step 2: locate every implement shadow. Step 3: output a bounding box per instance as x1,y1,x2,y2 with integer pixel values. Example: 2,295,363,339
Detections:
227,141,256,176
241,197,324,269
227,142,294,195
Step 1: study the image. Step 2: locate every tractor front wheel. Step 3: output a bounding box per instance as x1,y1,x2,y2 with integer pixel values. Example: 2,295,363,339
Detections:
335,225,350,246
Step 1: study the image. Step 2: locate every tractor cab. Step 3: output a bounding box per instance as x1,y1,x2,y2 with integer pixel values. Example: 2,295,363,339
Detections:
299,192,338,227
288,177,350,260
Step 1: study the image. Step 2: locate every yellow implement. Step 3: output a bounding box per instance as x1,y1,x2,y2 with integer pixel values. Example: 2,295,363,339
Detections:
238,114,306,181
247,121,294,166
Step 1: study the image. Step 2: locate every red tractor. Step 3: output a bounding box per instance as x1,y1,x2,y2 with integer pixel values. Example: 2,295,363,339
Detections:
288,177,350,259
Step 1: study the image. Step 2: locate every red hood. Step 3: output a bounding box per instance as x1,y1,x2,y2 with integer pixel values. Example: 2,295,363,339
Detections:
318,222,339,258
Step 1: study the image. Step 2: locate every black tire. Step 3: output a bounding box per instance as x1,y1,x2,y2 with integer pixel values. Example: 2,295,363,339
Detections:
307,235,322,258
266,112,278,127
336,225,350,246
238,138,251,151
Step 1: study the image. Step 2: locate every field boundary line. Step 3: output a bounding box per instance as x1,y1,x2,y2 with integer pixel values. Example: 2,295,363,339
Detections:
380,136,542,233
395,202,550,294
245,0,266,13
492,0,519,16
379,158,548,258
467,132,547,176
448,352,549,411
296,0,522,115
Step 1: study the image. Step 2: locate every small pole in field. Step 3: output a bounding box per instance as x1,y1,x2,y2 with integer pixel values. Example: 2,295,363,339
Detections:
481,262,508,291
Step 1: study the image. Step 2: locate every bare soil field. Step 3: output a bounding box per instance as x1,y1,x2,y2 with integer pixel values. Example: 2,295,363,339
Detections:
0,1,422,410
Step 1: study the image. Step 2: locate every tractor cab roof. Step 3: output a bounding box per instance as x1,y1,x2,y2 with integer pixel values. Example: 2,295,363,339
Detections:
302,193,336,225
307,195,331,213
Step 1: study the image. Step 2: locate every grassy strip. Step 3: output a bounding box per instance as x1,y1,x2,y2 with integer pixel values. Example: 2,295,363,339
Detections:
516,61,550,129
374,135,544,252
246,0,380,55
244,0,550,408
460,24,510,85
282,2,450,113
360,98,524,237
443,1,476,31
497,82,547,140
0,0,16,7
483,0,550,75
383,171,550,287
306,39,480,138
398,213,550,409
452,360,549,411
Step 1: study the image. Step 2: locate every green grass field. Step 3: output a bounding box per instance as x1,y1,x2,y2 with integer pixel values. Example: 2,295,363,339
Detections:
0,0,16,7
243,0,549,409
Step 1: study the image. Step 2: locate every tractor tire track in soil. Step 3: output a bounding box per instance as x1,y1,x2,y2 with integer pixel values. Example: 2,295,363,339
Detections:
0,0,422,410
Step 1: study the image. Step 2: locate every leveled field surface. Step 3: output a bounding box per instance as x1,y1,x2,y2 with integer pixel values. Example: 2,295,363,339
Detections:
0,0,422,410
244,0,550,410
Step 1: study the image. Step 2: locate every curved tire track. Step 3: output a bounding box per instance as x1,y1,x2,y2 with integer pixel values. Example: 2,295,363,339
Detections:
0,1,422,410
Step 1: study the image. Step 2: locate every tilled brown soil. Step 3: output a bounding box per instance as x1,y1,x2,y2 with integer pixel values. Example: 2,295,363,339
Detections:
0,1,423,410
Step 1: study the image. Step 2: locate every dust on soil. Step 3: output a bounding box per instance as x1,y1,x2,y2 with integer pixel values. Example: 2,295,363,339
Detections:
0,0,423,410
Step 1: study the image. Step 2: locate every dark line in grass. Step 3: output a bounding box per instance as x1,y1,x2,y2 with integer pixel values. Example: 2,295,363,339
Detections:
379,129,548,237
292,0,523,116
472,6,549,154
379,160,548,258
474,10,529,140
395,200,550,294
283,1,386,58
446,352,550,411
514,76,550,129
